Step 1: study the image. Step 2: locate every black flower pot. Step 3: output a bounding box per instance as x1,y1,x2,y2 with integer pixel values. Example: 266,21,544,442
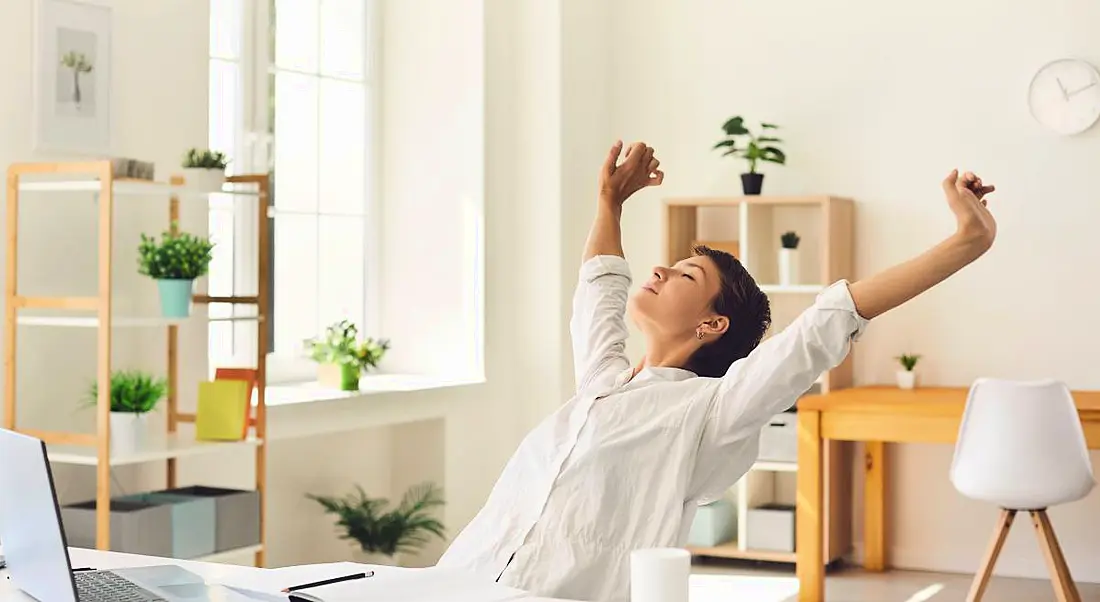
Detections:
741,173,764,195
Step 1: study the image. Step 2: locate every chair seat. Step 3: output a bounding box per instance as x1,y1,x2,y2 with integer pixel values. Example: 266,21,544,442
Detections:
953,474,1095,510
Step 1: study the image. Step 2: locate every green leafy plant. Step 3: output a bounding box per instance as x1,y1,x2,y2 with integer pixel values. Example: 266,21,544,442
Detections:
897,354,920,372
182,148,229,170
308,482,446,556
305,320,390,372
780,231,801,249
137,223,215,280
85,370,168,414
713,116,786,174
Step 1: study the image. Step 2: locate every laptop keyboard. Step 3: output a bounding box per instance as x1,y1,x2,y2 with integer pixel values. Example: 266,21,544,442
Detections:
75,570,166,602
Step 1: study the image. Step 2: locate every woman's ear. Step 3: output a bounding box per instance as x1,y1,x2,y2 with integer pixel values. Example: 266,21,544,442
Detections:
699,316,729,337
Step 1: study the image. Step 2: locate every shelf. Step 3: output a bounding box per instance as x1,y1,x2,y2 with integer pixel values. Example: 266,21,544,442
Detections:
665,195,842,207
751,460,798,472
17,179,259,197
194,544,263,564
758,284,825,294
17,314,260,328
46,434,263,467
687,543,796,563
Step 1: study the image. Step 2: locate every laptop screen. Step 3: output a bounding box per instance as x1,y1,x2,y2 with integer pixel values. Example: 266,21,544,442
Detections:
0,428,79,602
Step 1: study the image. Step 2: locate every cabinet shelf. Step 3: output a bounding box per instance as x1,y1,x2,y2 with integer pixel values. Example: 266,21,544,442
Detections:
47,434,263,467
4,162,272,567
687,543,796,563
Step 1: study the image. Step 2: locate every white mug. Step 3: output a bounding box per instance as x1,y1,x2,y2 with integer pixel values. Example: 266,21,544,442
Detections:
630,547,690,602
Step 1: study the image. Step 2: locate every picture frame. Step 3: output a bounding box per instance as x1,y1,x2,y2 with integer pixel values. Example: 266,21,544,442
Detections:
33,0,112,155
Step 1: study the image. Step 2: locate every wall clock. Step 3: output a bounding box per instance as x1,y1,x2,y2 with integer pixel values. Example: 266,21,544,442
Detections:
1028,58,1100,135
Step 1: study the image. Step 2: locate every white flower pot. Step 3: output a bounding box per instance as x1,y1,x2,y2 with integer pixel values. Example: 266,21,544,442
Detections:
778,248,800,286
896,370,917,390
181,167,226,193
109,411,161,456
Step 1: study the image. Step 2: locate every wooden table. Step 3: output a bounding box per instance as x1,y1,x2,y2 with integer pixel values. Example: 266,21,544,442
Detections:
794,386,1100,602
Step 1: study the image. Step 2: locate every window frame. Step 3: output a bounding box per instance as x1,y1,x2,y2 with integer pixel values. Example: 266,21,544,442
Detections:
208,0,382,384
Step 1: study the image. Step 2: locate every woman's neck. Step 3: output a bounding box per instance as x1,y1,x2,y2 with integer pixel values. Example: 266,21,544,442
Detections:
639,334,699,372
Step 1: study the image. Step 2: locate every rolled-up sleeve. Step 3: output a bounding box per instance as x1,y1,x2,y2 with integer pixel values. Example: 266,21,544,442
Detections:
570,255,633,394
707,280,869,444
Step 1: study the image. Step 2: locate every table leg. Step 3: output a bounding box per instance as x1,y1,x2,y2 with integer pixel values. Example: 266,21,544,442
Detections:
797,409,824,602
864,441,886,571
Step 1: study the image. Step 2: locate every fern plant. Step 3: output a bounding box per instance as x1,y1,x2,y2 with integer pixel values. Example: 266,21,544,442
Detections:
897,354,920,372
308,483,446,556
86,370,168,414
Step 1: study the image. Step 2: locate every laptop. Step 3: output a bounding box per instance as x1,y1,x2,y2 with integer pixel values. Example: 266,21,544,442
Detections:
0,427,260,602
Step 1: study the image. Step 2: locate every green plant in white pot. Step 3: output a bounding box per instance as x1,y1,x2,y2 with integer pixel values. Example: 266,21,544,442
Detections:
778,230,801,286
896,354,920,390
86,370,167,456
305,320,390,391
713,116,786,195
308,482,445,566
138,224,215,318
181,148,229,193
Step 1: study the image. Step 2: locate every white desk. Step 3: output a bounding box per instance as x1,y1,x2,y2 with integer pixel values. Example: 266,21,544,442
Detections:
0,548,580,601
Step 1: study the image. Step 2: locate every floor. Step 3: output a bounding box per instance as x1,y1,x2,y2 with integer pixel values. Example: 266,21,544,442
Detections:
689,562,1100,602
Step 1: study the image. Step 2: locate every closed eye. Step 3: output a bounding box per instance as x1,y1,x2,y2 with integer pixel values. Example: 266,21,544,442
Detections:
682,273,695,281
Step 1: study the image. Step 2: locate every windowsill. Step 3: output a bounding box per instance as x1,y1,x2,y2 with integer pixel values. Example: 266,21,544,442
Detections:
263,373,486,408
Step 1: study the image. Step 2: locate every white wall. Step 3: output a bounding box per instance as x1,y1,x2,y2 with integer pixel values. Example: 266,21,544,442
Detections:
605,0,1100,582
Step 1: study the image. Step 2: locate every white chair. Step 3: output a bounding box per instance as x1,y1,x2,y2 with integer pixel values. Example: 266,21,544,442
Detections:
950,378,1095,602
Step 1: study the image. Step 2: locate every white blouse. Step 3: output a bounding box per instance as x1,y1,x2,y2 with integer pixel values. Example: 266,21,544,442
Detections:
436,255,868,602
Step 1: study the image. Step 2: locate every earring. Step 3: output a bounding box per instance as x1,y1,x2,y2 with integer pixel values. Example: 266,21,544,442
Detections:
696,330,704,340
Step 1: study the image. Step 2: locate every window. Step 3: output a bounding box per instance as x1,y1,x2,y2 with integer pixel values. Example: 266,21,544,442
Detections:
208,0,377,381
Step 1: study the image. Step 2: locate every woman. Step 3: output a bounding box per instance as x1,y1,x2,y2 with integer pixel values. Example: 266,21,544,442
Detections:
437,141,997,601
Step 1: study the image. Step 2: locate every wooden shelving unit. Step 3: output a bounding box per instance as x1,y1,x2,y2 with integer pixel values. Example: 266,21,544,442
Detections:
666,195,855,566
3,161,271,567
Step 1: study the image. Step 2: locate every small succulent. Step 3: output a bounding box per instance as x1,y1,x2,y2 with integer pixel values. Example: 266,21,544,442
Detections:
896,354,920,372
780,231,801,249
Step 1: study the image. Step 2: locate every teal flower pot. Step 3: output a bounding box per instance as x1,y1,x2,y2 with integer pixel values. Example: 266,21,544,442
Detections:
157,279,194,318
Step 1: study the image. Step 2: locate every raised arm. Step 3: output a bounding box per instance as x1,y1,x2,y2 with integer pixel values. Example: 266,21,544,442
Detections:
707,170,997,440
571,141,664,393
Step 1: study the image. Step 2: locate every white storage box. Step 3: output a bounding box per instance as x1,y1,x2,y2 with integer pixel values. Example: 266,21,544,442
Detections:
687,499,736,547
745,504,795,552
758,412,797,463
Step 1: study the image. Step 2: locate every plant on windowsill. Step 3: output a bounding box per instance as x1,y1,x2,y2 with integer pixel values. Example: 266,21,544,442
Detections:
85,370,168,456
778,230,801,286
307,482,445,566
304,320,390,391
137,223,215,318
181,148,229,193
896,354,920,390
713,116,786,195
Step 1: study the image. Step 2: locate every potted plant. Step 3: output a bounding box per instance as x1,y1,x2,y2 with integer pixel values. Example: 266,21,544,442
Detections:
713,116,786,195
137,224,215,318
779,231,801,286
896,354,920,389
307,482,445,566
86,370,168,455
305,320,390,391
181,148,229,193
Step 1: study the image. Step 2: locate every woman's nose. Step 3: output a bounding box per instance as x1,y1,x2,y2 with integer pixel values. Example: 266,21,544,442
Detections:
653,266,669,280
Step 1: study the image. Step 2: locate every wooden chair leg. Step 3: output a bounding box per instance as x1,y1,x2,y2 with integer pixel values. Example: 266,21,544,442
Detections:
966,509,1016,602
1031,509,1082,602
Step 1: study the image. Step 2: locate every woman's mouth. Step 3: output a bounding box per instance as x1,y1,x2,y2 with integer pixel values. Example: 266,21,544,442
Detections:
642,284,657,295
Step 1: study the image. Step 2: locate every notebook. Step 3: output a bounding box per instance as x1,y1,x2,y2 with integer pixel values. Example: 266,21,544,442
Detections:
220,562,525,602
195,380,250,440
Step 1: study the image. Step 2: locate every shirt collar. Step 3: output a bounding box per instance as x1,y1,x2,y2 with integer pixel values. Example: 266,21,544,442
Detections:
614,365,697,388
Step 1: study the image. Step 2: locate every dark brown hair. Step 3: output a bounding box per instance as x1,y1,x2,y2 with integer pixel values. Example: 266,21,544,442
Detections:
684,245,772,378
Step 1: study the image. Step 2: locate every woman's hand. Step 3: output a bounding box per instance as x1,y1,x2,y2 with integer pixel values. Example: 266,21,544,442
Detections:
943,169,996,252
598,140,664,206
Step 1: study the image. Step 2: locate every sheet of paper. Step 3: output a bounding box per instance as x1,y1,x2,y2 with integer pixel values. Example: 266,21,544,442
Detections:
216,562,527,602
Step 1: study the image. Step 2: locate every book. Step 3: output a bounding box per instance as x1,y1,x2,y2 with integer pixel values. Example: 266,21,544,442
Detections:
215,367,258,439
195,380,250,441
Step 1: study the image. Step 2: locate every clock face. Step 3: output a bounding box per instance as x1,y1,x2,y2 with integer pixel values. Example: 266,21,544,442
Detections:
1028,59,1100,135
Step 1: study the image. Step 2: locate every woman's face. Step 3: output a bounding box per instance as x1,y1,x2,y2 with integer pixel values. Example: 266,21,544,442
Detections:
628,254,724,339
